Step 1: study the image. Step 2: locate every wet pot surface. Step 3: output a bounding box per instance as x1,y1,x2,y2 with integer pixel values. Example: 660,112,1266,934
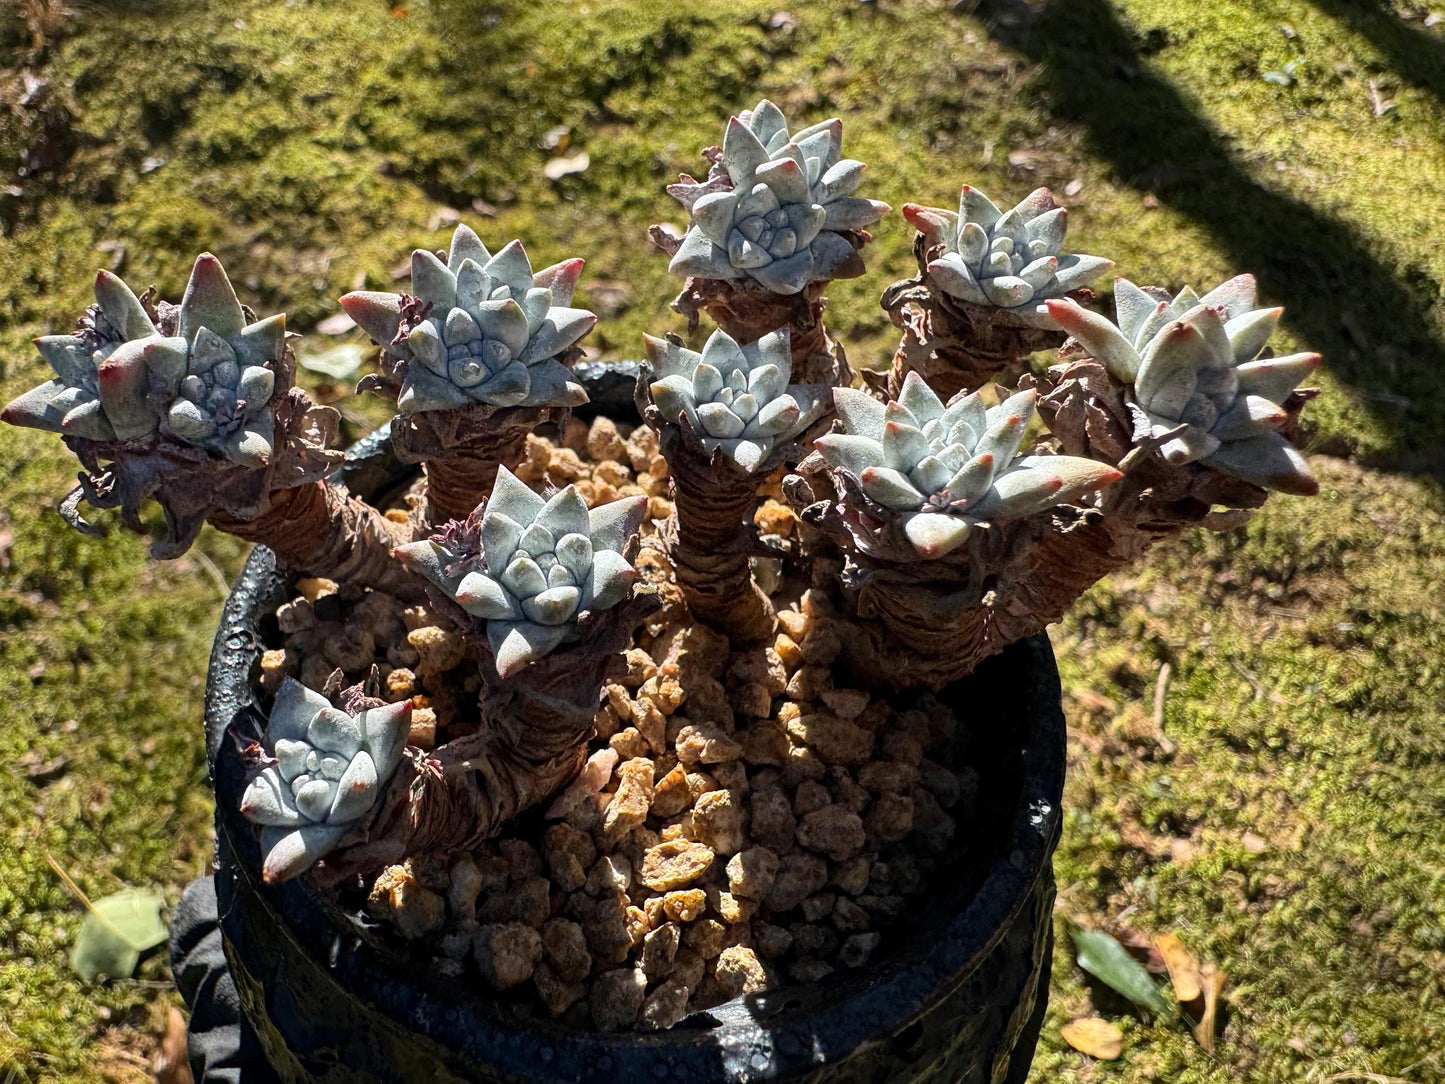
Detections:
205,422,1066,1084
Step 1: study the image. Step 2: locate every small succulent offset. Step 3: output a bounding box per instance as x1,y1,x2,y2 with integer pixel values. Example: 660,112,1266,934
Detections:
668,99,890,294
395,467,647,677
902,186,1113,328
341,225,594,415
1045,275,1320,494
816,373,1122,557
239,677,411,883
2,256,283,467
645,327,830,472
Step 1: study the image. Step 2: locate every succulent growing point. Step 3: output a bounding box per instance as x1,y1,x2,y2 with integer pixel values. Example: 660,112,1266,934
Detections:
815,373,1122,557
3,256,283,467
667,99,890,295
394,466,646,677
645,326,829,472
240,677,411,883
903,186,1113,328
340,224,594,415
1045,276,1319,494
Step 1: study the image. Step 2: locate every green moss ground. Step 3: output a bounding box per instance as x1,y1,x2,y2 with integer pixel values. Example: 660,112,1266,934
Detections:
0,1,1441,1079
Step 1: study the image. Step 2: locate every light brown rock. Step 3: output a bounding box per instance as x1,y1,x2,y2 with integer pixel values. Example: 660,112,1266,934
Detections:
603,757,654,840
407,625,466,675
797,805,867,861
675,723,742,766
590,967,648,1031
474,923,543,990
367,865,446,940
639,840,714,891
650,764,692,818
662,888,708,923
691,789,744,856
714,945,768,997
726,848,780,900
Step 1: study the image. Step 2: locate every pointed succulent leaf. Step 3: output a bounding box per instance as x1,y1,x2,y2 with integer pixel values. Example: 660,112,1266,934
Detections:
928,254,990,306
1197,273,1257,320
240,771,305,827
489,465,547,526
489,621,571,679
1204,432,1317,495
448,223,491,270
724,117,771,185
1234,353,1320,403
178,254,245,341
1224,306,1283,364
259,824,348,884
536,485,590,541
523,585,582,626
484,240,536,300
94,271,157,340
1052,254,1114,292
339,291,406,354
832,387,887,440
411,250,457,309
589,494,647,554
327,751,380,824
533,257,585,307
902,512,973,558
95,338,158,440
1,379,67,432
1211,394,1287,442
519,306,596,364
670,228,742,280
959,185,1003,230
1045,299,1142,382
455,571,519,620
860,466,926,510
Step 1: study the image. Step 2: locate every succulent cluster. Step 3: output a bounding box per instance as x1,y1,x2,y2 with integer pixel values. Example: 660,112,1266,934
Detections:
341,224,595,415
240,677,412,883
668,99,890,294
395,467,646,677
2,256,283,466
1046,275,1319,494
903,186,1112,328
645,327,829,472
816,373,1122,557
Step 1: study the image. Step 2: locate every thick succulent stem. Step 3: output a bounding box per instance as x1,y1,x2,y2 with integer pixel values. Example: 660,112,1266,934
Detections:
416,427,529,525
210,481,416,598
390,403,567,527
800,357,1277,691
317,595,654,877
664,435,776,644
880,235,1072,401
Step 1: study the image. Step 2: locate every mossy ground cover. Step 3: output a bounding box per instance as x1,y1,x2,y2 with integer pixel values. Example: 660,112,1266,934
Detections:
0,0,1441,1080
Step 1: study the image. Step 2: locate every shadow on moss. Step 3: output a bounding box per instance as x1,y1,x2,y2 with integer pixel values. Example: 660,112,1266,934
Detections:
977,0,1445,479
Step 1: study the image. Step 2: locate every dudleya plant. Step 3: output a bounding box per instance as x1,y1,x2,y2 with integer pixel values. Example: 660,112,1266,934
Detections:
2,255,283,467
395,466,647,677
645,326,830,472
816,373,1122,557
341,224,594,414
668,99,890,294
240,677,412,883
1045,275,1320,494
903,186,1113,328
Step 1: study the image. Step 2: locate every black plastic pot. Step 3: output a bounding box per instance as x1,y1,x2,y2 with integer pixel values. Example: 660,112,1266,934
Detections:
204,409,1067,1084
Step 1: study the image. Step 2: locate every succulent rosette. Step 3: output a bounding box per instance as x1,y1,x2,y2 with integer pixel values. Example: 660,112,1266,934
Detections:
816,373,1121,557
240,677,412,883
902,185,1113,329
3,255,283,467
395,466,647,677
1045,274,1320,494
644,326,830,472
340,224,594,415
667,98,890,294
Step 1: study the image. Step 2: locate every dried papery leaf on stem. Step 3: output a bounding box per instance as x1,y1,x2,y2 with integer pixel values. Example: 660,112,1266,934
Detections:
880,230,1099,403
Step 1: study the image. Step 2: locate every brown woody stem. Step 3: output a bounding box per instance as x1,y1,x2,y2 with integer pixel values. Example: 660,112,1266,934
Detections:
210,481,416,598
664,436,775,644
390,403,567,527
880,234,1074,401
672,276,851,388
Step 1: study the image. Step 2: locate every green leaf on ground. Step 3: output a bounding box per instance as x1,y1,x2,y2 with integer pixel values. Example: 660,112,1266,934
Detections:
69,889,168,982
1069,925,1178,1019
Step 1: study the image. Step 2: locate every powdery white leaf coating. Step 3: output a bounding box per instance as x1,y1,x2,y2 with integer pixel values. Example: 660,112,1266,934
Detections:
668,100,889,294
903,185,1113,329
394,466,646,677
3,256,284,469
1046,279,1320,495
816,374,1121,557
645,326,830,472
240,677,412,883
340,225,594,415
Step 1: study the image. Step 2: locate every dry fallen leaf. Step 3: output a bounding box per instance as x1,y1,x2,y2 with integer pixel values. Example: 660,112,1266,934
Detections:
1156,932,1204,1003
1061,1016,1124,1060
1194,961,1227,1053
152,1006,194,1084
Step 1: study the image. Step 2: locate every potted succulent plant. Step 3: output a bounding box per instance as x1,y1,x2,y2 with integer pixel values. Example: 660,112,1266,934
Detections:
4,98,1320,1083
